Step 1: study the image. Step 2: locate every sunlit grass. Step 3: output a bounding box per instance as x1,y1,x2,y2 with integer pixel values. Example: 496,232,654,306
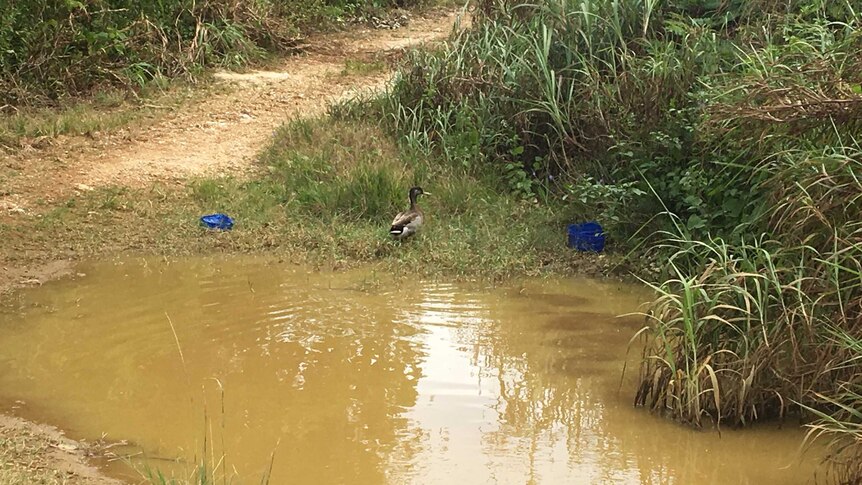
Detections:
0,84,199,148
183,117,595,279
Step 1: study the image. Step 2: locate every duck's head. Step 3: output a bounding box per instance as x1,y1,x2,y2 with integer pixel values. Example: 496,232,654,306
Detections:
408,186,429,202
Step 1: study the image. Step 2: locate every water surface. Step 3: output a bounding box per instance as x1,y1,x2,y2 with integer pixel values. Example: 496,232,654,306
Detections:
0,256,821,483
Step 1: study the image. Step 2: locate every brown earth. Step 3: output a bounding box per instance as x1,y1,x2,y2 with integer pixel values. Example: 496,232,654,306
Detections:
0,414,122,485
0,9,465,484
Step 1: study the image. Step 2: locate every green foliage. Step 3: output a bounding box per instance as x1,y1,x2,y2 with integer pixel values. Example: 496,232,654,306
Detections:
365,0,862,480
563,177,645,236
635,148,862,477
378,0,860,241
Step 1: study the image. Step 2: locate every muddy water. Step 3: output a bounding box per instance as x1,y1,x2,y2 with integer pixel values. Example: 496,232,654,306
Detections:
0,257,821,484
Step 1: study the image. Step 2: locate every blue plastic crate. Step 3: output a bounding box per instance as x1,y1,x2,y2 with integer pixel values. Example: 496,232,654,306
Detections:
567,221,605,252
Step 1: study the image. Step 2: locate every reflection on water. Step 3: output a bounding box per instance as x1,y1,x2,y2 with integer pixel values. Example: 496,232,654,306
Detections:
0,256,822,484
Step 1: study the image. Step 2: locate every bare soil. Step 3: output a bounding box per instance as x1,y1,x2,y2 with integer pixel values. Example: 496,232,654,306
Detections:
0,414,122,485
0,9,464,484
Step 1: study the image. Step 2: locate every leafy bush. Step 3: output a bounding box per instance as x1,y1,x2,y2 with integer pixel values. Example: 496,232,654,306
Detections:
380,0,860,239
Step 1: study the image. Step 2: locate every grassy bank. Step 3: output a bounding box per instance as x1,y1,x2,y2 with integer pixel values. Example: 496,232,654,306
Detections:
0,115,614,294
189,117,607,279
342,0,862,480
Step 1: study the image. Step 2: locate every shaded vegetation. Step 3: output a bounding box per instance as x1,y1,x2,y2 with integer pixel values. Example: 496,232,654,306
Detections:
338,0,862,481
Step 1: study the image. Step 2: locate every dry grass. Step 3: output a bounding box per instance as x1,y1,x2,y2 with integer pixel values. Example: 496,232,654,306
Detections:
0,432,67,484
0,416,117,485
0,83,204,149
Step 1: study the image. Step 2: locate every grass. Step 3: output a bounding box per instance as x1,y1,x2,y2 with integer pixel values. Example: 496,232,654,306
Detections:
0,83,204,148
184,117,605,279
0,0,444,148
340,59,388,77
634,148,862,439
0,0,436,107
0,116,615,293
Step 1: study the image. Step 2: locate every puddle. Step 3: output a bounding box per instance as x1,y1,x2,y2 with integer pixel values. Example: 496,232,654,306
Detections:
0,256,822,483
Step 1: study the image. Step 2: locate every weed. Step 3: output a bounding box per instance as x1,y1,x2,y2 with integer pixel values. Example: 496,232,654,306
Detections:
98,187,130,211
340,59,387,77
0,85,198,147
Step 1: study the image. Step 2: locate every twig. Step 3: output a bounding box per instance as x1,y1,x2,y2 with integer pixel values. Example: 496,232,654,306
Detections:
165,312,193,398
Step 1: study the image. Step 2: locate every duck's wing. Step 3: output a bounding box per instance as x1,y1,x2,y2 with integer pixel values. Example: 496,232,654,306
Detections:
390,210,418,229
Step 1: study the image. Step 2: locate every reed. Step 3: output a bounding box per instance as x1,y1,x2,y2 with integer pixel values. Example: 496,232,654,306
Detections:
358,0,862,479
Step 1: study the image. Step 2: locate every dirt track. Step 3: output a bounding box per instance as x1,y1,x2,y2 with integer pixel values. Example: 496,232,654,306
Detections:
1,10,464,216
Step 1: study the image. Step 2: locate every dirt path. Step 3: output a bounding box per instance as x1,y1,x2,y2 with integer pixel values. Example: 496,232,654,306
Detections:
1,9,464,215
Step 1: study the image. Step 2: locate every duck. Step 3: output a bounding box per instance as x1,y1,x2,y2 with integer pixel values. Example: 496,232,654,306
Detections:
390,186,429,240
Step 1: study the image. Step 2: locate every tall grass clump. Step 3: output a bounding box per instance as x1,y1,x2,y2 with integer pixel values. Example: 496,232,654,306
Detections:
636,149,862,477
360,0,862,479
371,0,860,238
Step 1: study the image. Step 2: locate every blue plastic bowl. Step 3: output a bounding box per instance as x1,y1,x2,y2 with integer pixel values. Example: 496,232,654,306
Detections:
567,221,605,252
200,213,234,230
